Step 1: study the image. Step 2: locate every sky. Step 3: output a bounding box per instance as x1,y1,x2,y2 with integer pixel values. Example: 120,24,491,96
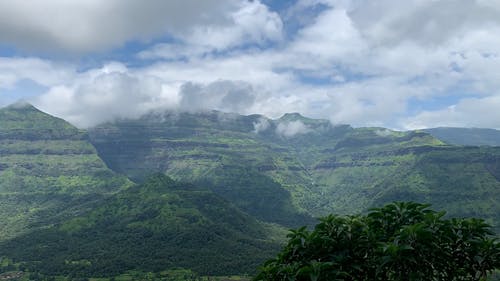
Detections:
1,0,500,130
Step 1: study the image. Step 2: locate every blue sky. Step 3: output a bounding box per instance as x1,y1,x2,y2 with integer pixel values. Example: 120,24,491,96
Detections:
1,0,500,129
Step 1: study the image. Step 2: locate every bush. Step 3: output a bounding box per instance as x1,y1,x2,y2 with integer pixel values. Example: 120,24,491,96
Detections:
255,202,500,281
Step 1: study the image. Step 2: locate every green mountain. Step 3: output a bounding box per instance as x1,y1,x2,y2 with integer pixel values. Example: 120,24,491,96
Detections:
0,174,281,277
0,104,499,279
424,127,500,146
89,110,500,229
0,102,131,240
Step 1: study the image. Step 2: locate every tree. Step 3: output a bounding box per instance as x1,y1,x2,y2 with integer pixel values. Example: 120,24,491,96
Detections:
255,202,500,281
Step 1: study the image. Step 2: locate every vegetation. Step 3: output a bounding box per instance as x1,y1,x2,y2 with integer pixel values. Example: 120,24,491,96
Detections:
0,265,252,281
0,174,282,278
255,202,500,281
1,104,500,278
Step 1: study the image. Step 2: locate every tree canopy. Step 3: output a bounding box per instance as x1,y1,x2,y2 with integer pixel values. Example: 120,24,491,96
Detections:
255,202,500,281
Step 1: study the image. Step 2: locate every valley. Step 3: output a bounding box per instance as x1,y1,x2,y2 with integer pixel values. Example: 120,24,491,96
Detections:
0,103,499,279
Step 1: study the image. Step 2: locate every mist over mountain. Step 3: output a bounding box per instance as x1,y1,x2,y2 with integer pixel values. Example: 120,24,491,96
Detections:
0,103,499,279
3,0,500,279
87,107,500,228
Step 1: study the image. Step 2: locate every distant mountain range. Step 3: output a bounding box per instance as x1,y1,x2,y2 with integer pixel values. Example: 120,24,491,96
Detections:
0,103,499,279
423,127,500,146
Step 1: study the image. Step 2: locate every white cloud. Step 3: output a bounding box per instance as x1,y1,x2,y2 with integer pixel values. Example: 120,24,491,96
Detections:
276,120,311,137
288,7,366,66
0,0,280,54
32,67,265,128
349,0,500,47
273,0,500,128
253,117,270,134
33,64,174,127
136,1,283,60
375,129,393,137
178,80,257,114
4,0,500,130
403,95,500,130
182,0,283,50
0,57,73,89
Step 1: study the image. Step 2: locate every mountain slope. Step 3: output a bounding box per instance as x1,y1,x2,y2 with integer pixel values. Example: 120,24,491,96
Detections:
0,103,131,240
371,146,500,225
0,174,281,277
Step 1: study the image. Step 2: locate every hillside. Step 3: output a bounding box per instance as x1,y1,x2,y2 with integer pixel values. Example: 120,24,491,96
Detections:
0,103,131,240
424,127,500,146
371,146,500,223
0,174,281,278
89,110,500,229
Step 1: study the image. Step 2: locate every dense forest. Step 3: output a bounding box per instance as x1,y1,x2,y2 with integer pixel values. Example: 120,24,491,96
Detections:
0,104,499,280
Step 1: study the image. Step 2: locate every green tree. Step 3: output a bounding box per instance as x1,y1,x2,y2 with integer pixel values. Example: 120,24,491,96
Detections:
255,202,500,281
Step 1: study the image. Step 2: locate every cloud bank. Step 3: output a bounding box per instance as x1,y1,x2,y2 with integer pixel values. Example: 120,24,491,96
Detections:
2,0,500,129
0,0,281,54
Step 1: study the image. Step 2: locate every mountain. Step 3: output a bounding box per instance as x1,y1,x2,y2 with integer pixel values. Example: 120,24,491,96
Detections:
0,174,281,277
0,104,499,279
423,127,500,146
88,110,500,229
0,102,131,240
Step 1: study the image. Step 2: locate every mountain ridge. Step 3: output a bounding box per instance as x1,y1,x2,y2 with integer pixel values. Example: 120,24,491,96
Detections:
0,102,499,278
86,107,500,229
8,103,500,144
